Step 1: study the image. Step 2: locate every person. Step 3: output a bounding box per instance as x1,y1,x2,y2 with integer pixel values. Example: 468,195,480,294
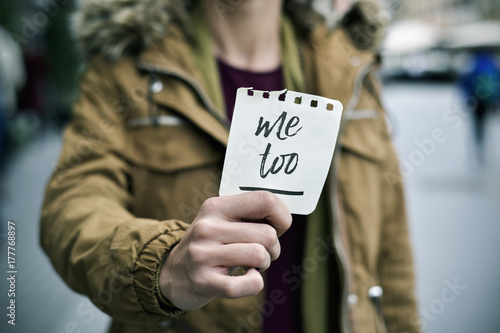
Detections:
0,25,25,156
459,51,500,164
41,0,420,332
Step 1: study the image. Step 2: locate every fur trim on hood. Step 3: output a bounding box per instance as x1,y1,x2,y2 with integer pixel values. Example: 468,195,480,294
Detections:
73,0,387,61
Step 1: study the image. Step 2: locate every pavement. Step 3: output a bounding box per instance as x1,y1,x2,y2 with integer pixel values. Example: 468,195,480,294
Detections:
0,80,499,332
0,125,111,333
383,80,500,333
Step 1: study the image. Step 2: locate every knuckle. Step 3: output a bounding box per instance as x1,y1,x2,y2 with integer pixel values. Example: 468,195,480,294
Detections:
249,244,268,266
221,272,264,299
191,219,214,240
247,273,264,294
200,197,219,213
190,270,209,292
257,191,277,211
186,244,206,264
273,241,281,260
261,224,278,246
221,281,240,299
252,273,265,291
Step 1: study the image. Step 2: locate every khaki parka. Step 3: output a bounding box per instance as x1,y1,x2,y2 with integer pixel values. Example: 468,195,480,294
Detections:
41,1,420,333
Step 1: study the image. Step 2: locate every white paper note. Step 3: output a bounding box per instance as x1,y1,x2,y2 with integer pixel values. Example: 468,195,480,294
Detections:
219,88,343,215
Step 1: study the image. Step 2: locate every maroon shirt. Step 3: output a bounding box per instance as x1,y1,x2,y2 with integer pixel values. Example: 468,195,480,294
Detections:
218,58,306,333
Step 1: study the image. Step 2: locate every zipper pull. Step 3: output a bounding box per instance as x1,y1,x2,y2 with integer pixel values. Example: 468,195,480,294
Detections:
148,77,164,127
368,285,383,299
368,286,389,332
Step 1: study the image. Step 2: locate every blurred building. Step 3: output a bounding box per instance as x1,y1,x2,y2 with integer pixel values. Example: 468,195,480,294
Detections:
380,0,500,78
394,0,500,25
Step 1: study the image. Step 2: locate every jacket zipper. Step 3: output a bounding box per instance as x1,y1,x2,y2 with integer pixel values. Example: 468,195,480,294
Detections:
137,62,230,131
330,62,374,333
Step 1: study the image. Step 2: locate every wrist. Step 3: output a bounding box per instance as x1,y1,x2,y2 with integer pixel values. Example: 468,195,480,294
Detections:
155,245,183,312
155,265,179,311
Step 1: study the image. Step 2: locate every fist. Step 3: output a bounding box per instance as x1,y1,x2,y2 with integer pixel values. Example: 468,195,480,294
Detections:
159,191,292,310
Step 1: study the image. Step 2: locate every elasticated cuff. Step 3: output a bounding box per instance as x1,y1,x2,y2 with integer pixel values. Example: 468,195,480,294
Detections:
133,220,190,320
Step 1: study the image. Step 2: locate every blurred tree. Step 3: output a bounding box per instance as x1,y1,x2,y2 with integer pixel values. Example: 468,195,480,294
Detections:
0,1,25,34
45,0,80,121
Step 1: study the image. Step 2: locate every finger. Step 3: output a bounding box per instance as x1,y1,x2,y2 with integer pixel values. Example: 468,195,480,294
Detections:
220,223,281,261
209,243,272,271
209,268,264,299
195,220,280,260
205,191,292,237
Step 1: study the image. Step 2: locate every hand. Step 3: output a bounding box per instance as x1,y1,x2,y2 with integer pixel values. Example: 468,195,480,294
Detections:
159,191,292,310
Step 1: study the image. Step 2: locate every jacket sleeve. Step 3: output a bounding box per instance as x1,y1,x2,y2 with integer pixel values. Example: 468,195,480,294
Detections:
40,57,190,323
372,73,421,333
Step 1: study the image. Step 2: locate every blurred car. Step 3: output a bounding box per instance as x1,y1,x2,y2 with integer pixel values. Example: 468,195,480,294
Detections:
381,20,454,79
441,20,500,51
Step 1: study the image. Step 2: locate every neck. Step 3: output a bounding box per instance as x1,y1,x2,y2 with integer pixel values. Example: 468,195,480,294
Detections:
202,0,282,72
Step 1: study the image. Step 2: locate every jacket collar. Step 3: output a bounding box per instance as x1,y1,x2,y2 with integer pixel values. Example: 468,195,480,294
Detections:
302,25,376,107
137,24,230,146
135,23,376,147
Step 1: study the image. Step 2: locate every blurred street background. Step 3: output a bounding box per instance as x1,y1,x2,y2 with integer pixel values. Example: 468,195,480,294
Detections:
1,0,499,332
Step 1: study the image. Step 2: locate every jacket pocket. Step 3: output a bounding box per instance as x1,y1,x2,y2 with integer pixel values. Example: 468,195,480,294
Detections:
124,119,224,221
125,117,223,173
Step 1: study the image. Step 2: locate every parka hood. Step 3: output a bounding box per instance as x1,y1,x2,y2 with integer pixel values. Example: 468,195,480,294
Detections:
73,0,387,61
